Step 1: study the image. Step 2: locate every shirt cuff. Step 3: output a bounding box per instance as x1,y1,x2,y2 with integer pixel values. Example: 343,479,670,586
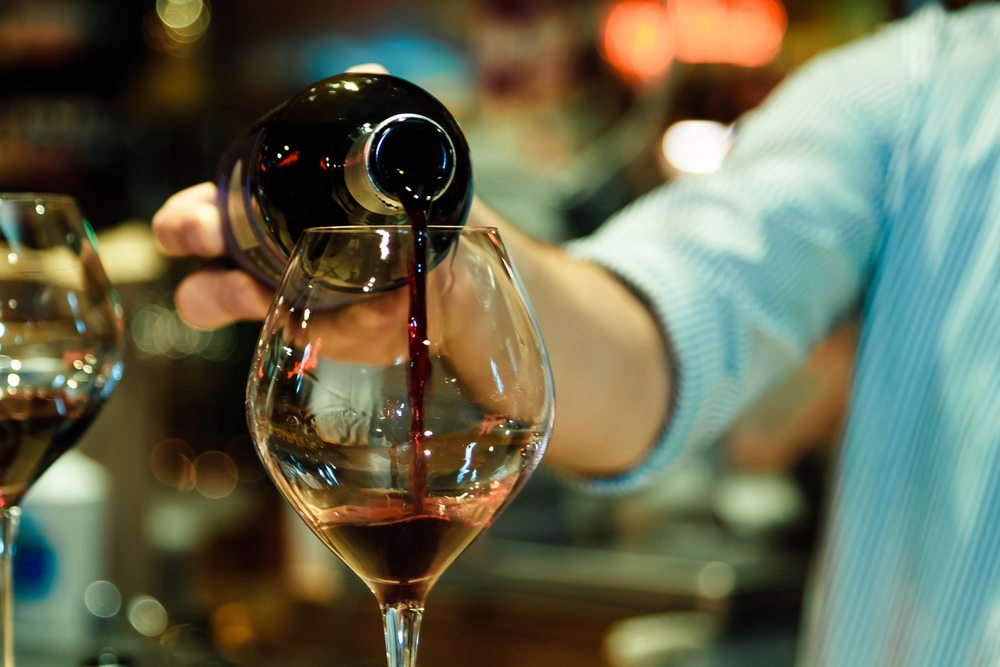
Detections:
558,233,740,496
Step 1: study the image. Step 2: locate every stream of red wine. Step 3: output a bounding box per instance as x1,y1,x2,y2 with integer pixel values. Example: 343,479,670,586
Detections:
403,193,432,514
366,117,454,516
303,135,462,605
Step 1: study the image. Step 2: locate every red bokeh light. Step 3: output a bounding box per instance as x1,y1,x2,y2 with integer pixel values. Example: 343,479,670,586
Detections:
671,0,787,67
601,1,675,82
600,0,787,82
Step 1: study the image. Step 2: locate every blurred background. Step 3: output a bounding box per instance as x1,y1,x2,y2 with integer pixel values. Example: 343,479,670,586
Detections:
0,0,968,665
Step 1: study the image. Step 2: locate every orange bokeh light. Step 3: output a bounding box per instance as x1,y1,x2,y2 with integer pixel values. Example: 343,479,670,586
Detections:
600,0,787,81
670,0,787,66
601,1,675,82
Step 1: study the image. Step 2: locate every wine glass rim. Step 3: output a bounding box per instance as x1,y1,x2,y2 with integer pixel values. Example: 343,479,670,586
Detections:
300,225,496,235
0,192,77,204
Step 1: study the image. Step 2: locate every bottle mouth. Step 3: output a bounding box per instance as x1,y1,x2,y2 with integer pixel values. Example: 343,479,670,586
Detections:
344,113,457,216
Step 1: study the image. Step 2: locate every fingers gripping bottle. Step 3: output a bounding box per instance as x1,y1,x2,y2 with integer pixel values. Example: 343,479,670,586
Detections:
216,73,473,292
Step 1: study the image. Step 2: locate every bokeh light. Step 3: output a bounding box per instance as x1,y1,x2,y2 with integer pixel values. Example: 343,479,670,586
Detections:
130,303,236,361
84,581,122,618
210,602,255,653
670,0,786,67
600,0,787,83
150,439,197,491
601,2,675,83
128,596,169,637
712,473,807,532
156,0,204,30
696,561,736,599
604,612,720,667
661,120,732,175
144,0,211,55
84,649,130,667
194,451,239,499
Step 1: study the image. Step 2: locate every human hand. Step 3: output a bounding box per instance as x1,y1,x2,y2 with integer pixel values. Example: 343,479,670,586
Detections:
152,181,273,330
152,64,394,330
151,187,498,333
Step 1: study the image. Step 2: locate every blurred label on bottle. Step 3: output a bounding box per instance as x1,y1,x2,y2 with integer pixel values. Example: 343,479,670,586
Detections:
15,450,111,652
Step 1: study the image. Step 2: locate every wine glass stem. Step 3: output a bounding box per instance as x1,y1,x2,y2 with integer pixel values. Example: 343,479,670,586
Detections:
381,600,424,667
0,507,20,667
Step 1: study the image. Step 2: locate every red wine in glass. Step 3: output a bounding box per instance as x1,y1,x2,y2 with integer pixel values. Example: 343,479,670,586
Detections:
0,392,98,507
263,420,536,604
324,515,479,605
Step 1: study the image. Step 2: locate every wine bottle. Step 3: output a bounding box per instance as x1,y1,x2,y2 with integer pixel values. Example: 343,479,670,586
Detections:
216,72,474,291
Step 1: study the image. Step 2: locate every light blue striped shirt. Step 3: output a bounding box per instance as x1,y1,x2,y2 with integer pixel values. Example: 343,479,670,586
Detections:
569,3,1000,665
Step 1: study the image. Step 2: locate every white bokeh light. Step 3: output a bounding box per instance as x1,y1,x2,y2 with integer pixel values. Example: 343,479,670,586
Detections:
84,581,122,618
662,120,733,175
128,596,168,636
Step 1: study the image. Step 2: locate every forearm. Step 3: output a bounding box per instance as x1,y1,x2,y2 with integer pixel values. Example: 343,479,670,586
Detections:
473,203,672,476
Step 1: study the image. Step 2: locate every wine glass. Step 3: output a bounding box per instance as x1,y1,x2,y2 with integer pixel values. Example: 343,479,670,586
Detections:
0,194,124,665
247,226,554,667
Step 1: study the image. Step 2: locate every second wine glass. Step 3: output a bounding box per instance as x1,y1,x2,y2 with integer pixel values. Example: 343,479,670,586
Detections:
247,226,554,667
0,193,124,666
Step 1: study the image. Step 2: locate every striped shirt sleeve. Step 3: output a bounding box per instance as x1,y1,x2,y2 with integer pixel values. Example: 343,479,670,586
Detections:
564,5,945,495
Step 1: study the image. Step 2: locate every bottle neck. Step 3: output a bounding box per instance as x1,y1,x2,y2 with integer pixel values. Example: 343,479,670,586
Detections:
344,114,457,217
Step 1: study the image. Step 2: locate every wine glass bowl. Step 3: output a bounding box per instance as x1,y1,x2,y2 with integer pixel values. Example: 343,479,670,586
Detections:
0,193,123,665
0,194,123,505
248,226,553,666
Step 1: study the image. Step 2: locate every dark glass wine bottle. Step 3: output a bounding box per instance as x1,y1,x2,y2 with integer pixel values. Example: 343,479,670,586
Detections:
216,72,473,291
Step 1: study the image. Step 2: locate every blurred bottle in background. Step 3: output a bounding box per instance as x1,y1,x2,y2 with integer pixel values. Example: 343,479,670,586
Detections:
15,450,113,653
